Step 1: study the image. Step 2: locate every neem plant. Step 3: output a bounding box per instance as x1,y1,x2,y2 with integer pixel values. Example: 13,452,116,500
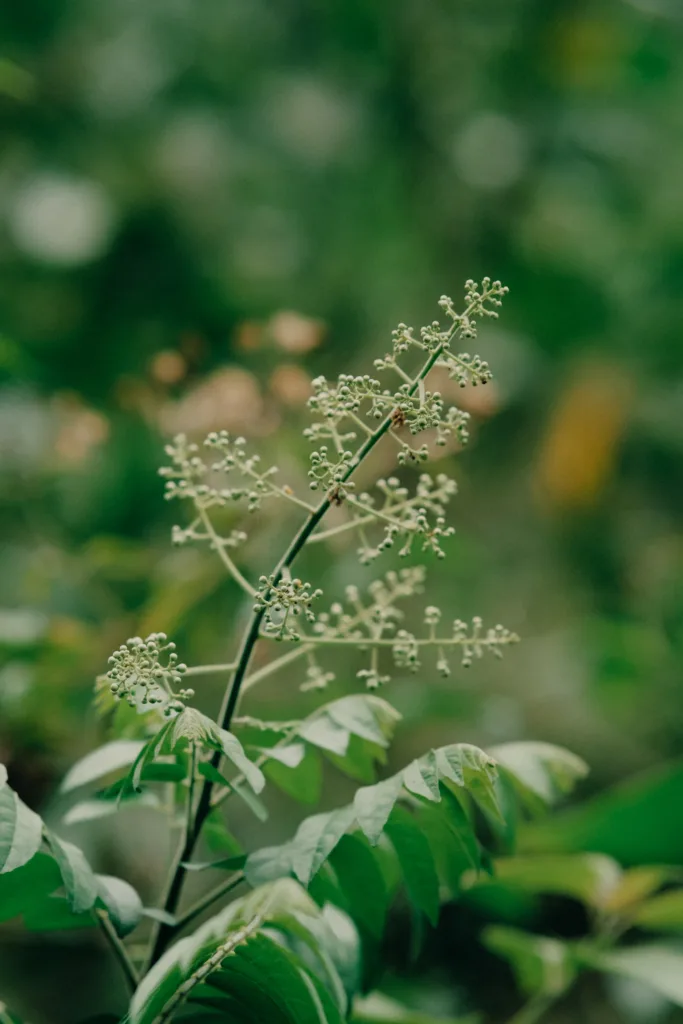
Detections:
6,280,679,1024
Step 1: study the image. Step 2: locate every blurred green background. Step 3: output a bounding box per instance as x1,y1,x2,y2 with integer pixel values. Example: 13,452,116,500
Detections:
1,0,683,1021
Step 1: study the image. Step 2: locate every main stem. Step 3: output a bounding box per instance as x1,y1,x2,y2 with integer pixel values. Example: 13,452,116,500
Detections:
146,342,446,967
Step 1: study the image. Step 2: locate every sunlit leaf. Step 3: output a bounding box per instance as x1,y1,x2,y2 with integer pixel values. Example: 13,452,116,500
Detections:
97,874,143,936
129,880,347,1024
580,944,683,1006
0,776,43,874
60,740,145,793
483,926,575,996
45,834,99,913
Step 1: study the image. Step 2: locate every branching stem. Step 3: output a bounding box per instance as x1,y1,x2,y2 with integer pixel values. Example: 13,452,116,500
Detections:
147,330,457,966
197,506,256,597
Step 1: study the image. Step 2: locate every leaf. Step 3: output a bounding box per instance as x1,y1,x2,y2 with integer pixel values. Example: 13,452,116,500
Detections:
141,763,186,783
23,895,95,931
183,855,247,873
385,806,440,926
45,834,99,913
203,809,244,857
483,926,575,996
264,744,307,768
418,791,479,896
603,867,681,914
265,746,323,805
217,729,266,794
490,742,588,810
326,734,388,785
142,907,178,926
246,843,294,886
633,890,683,931
354,775,404,846
580,944,683,1006
326,696,400,748
60,740,145,793
0,778,43,873
0,852,62,923
402,752,440,802
198,762,269,822
290,806,357,885
482,854,623,909
129,879,346,1024
299,717,351,756
520,760,683,866
329,834,388,939
439,745,503,824
352,992,477,1023
97,874,143,936
64,792,160,825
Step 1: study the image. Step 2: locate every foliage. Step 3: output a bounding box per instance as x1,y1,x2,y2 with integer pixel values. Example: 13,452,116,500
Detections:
3,280,683,1024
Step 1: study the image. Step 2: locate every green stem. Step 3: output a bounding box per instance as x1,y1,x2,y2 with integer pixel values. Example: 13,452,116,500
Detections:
197,506,256,597
184,661,237,677
174,872,245,934
261,633,518,649
241,643,313,692
146,340,447,967
96,909,140,992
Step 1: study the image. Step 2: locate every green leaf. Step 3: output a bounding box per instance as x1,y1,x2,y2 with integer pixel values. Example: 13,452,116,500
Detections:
520,760,683,866
354,775,404,846
0,778,43,874
418,790,479,896
490,742,588,810
23,895,94,931
291,806,357,885
245,843,294,886
326,734,388,785
64,792,160,825
97,874,143,936
483,854,622,908
602,867,681,914
129,880,346,1024
352,992,477,1023
483,926,575,996
402,751,440,802
60,740,145,793
203,809,244,857
0,852,62,923
437,745,503,823
299,717,351,756
329,834,388,940
326,696,400,748
183,855,247,873
45,834,99,913
633,890,683,931
385,806,440,926
217,729,266,794
263,743,307,768
265,746,323,805
141,763,186,783
580,944,683,1006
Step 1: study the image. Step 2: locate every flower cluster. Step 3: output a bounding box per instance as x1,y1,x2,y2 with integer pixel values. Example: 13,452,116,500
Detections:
105,633,193,714
307,446,356,494
311,472,457,565
302,280,507,492
159,432,288,515
255,575,323,641
290,568,518,686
